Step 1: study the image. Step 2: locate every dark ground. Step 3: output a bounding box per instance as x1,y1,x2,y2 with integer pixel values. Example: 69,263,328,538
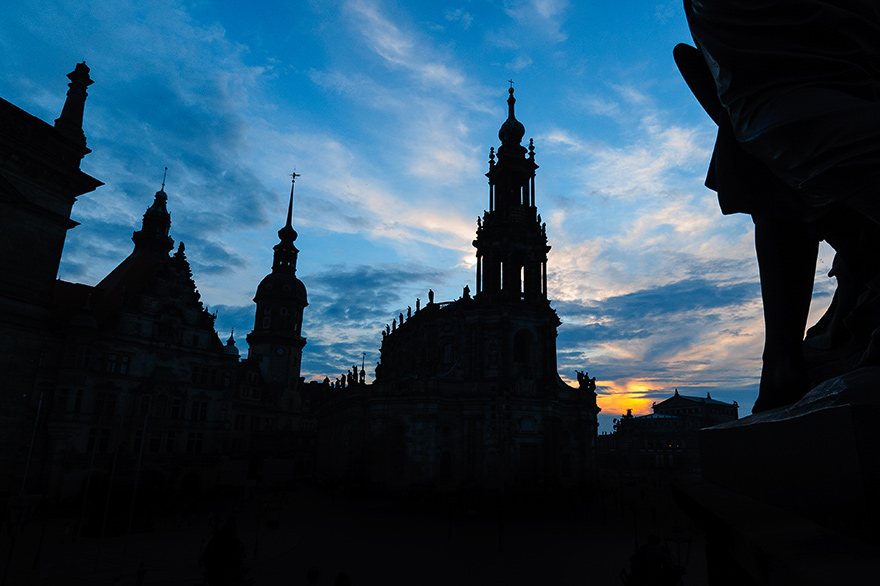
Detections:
1,475,707,585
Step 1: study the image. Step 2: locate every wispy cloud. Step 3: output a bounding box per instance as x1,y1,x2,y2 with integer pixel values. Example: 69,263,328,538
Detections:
344,0,468,90
503,0,570,42
445,9,474,30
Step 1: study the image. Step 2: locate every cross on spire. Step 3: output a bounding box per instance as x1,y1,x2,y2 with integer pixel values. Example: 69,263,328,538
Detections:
508,79,514,89
285,171,299,229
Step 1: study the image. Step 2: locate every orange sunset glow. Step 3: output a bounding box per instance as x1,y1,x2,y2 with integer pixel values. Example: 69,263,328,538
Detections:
596,380,662,417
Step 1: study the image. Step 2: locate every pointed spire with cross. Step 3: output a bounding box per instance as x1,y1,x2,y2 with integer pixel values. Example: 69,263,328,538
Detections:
278,171,300,244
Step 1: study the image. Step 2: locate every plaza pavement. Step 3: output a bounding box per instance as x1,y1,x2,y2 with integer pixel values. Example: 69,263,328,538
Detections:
1,481,707,585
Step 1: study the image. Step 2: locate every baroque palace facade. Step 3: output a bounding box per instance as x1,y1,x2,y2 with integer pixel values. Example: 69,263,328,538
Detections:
0,65,319,513
1,66,600,507
316,88,601,494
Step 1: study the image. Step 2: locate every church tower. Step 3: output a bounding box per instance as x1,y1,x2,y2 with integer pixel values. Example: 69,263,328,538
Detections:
318,87,599,493
131,183,174,258
246,176,308,389
475,86,549,305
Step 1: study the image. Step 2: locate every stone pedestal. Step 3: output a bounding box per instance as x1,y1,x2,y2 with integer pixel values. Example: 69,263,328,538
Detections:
675,367,880,585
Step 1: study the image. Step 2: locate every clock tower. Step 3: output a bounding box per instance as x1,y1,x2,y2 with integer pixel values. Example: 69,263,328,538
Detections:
246,175,308,389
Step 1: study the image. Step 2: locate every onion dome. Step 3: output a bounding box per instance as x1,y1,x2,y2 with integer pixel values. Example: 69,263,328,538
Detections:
224,329,241,357
498,87,525,147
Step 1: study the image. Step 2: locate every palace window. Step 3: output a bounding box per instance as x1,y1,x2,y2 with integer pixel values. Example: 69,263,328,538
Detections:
170,398,182,419
190,400,208,422
94,391,116,418
155,395,167,418
186,432,204,454
442,343,455,365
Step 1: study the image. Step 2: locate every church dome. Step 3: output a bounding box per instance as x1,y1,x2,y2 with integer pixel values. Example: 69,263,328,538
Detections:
255,270,308,306
498,87,525,146
224,330,240,357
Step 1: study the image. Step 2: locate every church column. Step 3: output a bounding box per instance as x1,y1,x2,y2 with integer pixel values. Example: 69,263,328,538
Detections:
542,259,548,297
476,253,482,294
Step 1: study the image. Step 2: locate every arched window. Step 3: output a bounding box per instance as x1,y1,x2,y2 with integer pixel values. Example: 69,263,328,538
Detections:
513,329,533,363
442,343,455,365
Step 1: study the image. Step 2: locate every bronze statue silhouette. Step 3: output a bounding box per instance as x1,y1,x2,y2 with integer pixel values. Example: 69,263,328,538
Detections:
576,370,597,393
678,0,880,412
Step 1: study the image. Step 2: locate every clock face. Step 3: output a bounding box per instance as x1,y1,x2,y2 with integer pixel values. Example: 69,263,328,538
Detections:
276,347,285,356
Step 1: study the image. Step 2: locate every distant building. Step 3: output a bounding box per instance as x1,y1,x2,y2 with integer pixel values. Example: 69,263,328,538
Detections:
597,390,738,474
0,66,317,508
317,89,601,494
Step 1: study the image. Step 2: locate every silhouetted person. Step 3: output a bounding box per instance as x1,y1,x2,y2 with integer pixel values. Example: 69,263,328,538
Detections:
200,517,246,585
334,571,352,586
678,0,880,411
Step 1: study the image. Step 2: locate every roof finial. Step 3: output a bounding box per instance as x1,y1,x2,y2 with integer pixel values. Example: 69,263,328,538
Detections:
498,83,524,146
161,166,168,191
508,79,514,89
287,170,300,229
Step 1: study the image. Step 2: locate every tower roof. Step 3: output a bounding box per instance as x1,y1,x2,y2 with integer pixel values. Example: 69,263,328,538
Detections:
255,174,308,307
131,184,173,255
498,87,525,147
278,174,298,244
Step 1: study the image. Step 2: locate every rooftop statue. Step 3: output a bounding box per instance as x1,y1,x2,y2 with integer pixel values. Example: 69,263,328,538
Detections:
677,0,880,412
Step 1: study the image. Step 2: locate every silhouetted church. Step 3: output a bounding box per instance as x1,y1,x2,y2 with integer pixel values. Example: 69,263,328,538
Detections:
0,65,318,505
316,89,601,494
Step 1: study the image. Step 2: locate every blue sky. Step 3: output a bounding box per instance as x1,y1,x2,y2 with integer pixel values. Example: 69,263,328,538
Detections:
1,0,836,431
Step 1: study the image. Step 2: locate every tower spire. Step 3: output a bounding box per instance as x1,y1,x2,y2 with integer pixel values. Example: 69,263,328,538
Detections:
475,87,547,303
132,183,173,256
278,172,299,244
272,173,300,273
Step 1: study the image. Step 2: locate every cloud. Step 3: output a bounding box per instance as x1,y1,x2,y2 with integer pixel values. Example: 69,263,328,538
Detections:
2,0,280,294
344,0,468,91
506,56,534,71
503,0,569,42
445,9,474,30
654,2,678,25
297,263,447,379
